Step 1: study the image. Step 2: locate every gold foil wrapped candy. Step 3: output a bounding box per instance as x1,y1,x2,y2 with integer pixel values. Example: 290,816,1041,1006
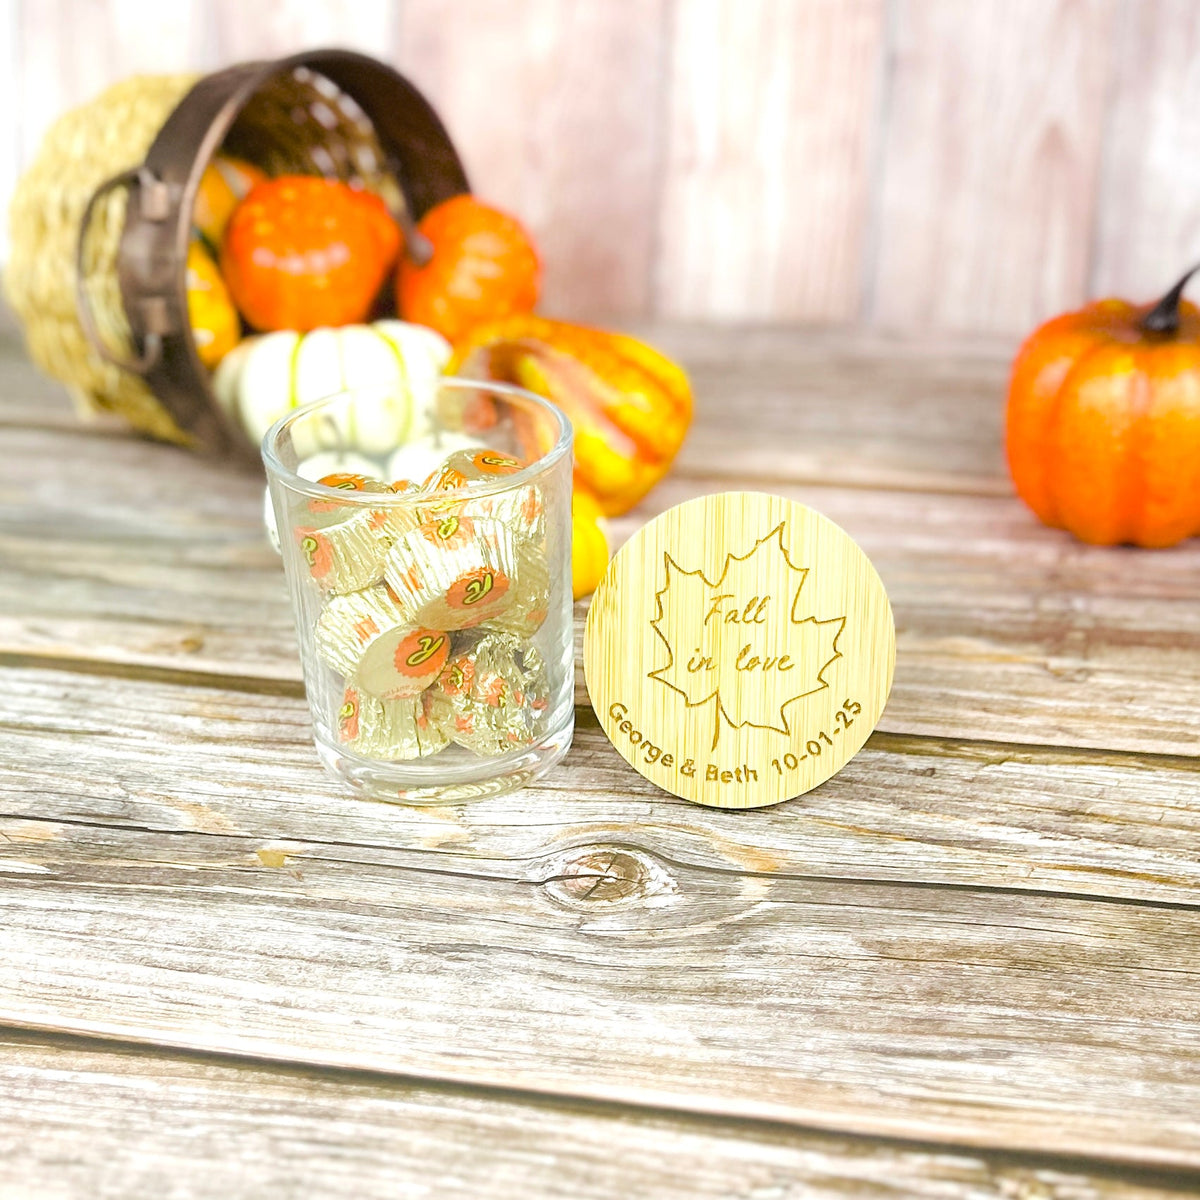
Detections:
303,472,393,529
316,584,450,699
265,469,391,554
294,478,427,595
424,448,522,490
337,686,450,760
481,542,550,638
295,508,396,594
471,485,546,548
298,446,560,769
427,633,551,755
384,515,518,631
426,449,545,546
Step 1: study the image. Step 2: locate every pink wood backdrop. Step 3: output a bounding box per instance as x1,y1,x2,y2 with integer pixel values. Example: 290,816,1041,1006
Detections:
6,0,1200,335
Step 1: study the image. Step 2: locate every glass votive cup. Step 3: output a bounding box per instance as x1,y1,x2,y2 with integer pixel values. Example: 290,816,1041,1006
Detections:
262,378,575,804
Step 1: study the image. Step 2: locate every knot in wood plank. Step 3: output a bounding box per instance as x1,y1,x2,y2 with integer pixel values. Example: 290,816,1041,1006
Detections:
537,846,677,908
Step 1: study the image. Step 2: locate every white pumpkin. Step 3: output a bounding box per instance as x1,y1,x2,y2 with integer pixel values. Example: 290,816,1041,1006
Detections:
214,320,452,452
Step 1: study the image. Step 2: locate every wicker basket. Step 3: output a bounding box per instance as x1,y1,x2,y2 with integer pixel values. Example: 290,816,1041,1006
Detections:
5,49,468,456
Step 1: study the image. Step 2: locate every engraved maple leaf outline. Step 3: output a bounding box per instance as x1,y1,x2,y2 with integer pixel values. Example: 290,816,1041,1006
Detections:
648,522,847,749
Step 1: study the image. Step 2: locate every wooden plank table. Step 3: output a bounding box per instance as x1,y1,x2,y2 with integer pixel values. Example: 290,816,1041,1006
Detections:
2,326,1199,1197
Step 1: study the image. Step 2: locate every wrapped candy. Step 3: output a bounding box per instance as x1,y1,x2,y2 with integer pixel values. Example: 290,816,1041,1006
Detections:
260,375,573,801
425,448,545,546
292,473,427,593
337,686,449,760
305,472,392,521
318,472,390,492
471,485,545,548
427,633,550,755
264,457,389,554
481,541,550,639
424,448,523,489
295,508,397,594
315,585,450,699
384,515,518,631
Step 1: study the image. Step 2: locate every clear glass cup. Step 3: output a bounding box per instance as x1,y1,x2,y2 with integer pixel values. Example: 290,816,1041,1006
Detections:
262,379,574,804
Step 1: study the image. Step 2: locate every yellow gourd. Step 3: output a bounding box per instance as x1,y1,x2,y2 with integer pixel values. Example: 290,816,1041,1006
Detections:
193,154,267,250
186,240,240,369
572,487,610,599
451,315,692,517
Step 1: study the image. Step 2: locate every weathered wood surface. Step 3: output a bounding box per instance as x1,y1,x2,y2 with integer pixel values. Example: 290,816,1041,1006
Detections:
658,325,1014,493
7,666,1200,905
3,330,1200,1192
2,1033,1187,1200
4,329,1199,757
4,682,1200,1167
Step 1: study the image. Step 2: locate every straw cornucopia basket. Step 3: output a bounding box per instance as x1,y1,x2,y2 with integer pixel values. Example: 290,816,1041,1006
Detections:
5,49,468,456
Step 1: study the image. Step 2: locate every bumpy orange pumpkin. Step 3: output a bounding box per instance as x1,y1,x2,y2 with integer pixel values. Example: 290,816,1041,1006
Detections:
221,177,400,332
451,315,692,517
397,195,539,343
1007,267,1200,547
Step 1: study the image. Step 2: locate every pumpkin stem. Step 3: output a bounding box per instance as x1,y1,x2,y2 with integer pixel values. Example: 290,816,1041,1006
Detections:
404,229,434,268
1140,262,1200,335
392,203,434,268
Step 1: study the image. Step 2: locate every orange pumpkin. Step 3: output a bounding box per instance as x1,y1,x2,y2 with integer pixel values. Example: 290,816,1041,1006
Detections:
1007,267,1200,547
450,315,692,517
221,176,400,332
397,194,539,343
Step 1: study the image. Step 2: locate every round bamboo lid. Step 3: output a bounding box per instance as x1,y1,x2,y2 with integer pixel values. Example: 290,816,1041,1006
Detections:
584,491,895,809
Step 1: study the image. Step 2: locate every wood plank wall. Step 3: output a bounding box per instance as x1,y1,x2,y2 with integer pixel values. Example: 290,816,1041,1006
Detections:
6,0,1200,335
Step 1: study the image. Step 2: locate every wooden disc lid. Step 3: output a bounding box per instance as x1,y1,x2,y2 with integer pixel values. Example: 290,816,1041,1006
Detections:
583,492,895,809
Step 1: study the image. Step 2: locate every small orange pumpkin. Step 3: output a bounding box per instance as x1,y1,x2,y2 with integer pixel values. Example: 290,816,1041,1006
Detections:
397,194,540,343
1006,266,1200,547
221,177,401,332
